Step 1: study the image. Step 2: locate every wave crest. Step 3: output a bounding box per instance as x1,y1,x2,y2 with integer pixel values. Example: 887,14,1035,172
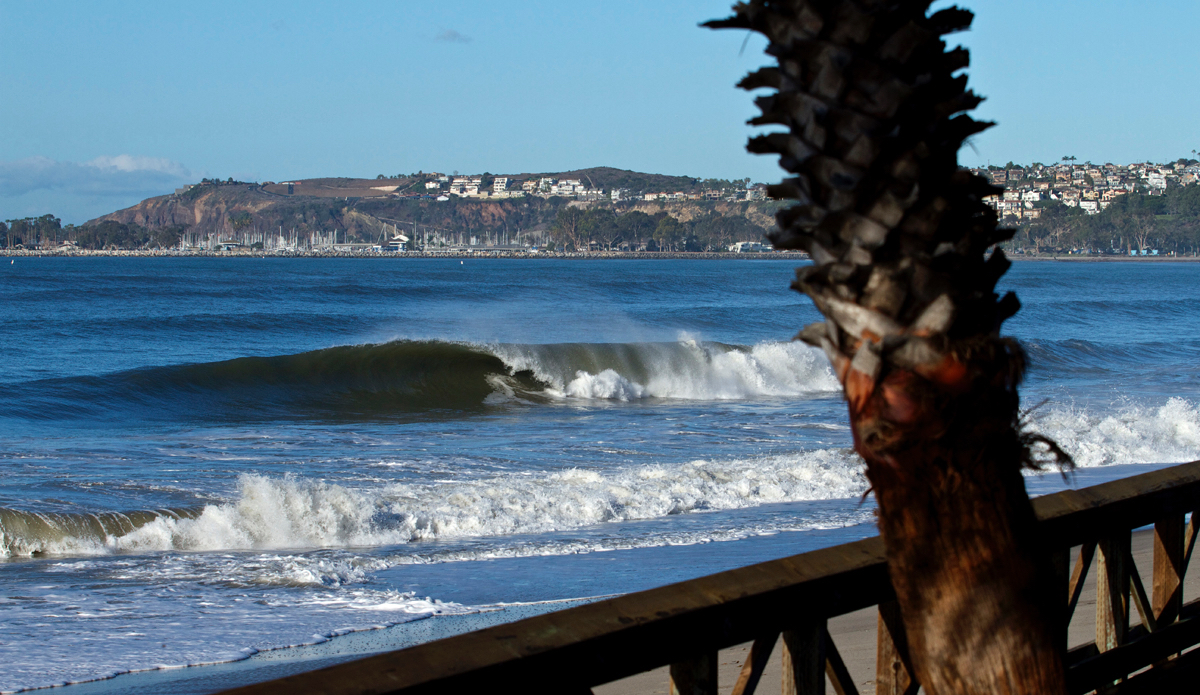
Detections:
2,339,838,421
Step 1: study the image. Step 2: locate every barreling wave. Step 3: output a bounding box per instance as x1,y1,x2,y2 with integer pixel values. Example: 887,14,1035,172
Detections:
0,339,839,421
0,449,866,558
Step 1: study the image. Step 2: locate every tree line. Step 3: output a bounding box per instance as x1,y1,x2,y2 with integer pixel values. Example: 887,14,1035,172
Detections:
2,216,183,250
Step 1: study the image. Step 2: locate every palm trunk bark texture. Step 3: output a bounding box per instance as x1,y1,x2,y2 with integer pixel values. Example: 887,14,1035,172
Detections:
708,2,1067,693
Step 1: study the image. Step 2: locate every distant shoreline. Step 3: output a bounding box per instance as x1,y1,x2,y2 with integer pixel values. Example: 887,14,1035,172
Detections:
1,249,808,260
2,249,1197,262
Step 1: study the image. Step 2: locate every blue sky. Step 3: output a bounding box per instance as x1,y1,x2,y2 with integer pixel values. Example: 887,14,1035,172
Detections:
2,0,1197,223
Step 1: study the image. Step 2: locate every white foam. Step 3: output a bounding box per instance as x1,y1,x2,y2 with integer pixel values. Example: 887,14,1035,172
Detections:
564,369,646,400
493,339,840,401
8,448,866,558
1031,397,1200,467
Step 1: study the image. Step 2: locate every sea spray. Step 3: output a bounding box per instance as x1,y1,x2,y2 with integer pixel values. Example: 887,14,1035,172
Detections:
1030,397,1200,467
494,339,839,401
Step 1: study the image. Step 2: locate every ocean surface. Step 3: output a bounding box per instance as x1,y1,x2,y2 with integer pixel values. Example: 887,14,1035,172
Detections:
2,257,1199,692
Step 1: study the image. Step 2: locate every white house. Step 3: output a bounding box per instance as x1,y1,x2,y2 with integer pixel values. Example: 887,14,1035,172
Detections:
493,177,509,192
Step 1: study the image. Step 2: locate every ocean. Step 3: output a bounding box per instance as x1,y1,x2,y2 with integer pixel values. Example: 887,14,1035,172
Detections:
1,257,1199,692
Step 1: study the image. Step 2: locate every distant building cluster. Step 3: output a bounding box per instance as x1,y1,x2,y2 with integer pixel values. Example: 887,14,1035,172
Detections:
418,174,768,203
973,160,1200,220
638,185,767,203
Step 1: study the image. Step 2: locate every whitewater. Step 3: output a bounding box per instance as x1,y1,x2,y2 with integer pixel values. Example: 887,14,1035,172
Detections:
1,257,1199,692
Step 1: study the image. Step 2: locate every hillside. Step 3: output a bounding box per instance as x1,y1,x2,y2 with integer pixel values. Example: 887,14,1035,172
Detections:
1013,185,1200,255
521,167,706,192
71,167,776,251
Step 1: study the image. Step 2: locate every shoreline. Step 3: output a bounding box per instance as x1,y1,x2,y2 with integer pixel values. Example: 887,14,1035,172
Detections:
10,463,1180,695
2,249,806,260
2,249,1198,261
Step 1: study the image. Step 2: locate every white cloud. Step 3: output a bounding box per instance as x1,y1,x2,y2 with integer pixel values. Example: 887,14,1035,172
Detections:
87,154,190,177
0,155,198,223
0,155,195,197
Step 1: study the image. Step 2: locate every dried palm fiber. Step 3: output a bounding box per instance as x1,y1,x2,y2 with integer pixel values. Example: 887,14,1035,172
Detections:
709,3,1068,694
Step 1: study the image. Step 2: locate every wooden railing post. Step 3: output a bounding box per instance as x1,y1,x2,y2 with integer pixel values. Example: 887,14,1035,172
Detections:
1050,547,1070,652
875,601,917,695
782,621,826,695
670,652,718,695
1096,533,1130,653
1153,514,1185,627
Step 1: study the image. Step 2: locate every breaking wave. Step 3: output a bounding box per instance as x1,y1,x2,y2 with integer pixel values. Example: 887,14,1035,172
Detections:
0,339,839,421
0,449,866,558
1031,397,1200,468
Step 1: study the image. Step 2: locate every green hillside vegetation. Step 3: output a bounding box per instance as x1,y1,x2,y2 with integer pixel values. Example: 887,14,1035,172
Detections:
374,167,736,194
1014,185,1200,254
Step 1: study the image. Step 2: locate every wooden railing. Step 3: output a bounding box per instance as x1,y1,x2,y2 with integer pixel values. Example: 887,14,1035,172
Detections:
221,461,1200,695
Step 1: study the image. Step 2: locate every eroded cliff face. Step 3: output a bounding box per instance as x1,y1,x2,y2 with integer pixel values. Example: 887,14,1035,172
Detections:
631,200,781,228
91,186,290,233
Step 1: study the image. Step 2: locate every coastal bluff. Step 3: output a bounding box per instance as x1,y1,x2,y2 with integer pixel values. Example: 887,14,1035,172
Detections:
81,167,781,252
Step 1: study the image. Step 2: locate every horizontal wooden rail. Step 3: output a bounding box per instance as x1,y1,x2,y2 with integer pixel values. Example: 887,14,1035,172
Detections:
220,461,1200,695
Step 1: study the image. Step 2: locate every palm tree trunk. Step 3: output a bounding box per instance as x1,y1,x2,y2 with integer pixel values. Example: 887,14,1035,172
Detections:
708,3,1068,693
